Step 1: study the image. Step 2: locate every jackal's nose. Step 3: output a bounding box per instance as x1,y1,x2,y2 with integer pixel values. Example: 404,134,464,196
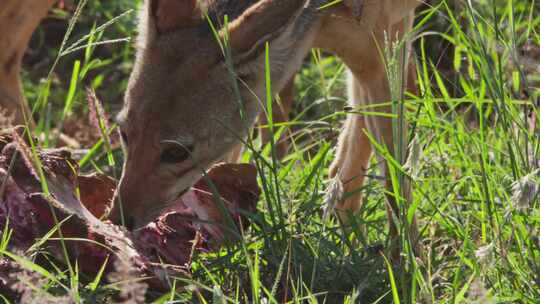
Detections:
110,198,145,230
110,183,141,229
124,216,136,230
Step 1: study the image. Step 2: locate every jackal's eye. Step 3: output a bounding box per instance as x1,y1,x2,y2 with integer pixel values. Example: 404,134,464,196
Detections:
160,144,193,164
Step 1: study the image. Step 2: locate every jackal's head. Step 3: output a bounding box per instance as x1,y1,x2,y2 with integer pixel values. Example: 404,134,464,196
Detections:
114,0,320,228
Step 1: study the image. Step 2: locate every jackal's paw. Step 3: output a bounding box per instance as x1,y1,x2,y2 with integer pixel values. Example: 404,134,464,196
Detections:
343,0,364,19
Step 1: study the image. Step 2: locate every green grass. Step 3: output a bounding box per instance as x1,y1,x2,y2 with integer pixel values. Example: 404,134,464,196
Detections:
1,0,539,303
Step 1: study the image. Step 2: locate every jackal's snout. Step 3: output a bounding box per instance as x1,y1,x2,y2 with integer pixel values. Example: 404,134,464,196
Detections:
111,146,204,230
111,170,159,229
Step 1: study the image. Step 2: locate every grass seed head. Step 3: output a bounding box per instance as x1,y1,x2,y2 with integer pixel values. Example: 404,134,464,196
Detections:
475,242,494,266
323,172,344,219
404,135,423,179
511,169,540,211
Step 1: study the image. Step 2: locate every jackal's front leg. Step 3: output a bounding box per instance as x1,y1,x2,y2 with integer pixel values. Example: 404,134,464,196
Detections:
329,73,372,223
332,63,411,262
349,35,419,262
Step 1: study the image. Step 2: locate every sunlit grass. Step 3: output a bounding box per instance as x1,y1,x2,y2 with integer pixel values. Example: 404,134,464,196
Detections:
1,0,539,303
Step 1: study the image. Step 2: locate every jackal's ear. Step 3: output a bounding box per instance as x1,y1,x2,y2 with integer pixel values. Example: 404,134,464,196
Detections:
224,0,306,56
149,0,203,33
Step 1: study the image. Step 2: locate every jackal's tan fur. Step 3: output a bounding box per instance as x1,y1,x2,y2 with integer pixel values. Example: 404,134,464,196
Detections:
114,0,421,240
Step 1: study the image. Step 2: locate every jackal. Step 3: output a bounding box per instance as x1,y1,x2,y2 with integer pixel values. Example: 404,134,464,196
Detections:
114,0,421,249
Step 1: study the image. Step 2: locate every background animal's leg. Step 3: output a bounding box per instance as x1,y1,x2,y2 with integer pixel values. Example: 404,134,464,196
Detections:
329,72,372,222
0,0,56,127
259,75,295,159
